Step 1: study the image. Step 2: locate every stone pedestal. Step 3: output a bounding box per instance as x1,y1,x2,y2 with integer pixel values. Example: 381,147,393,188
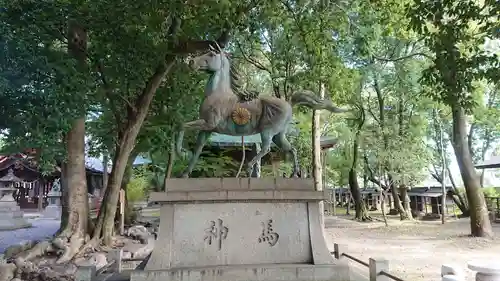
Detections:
0,188,31,230
468,261,500,281
42,190,62,219
131,178,353,281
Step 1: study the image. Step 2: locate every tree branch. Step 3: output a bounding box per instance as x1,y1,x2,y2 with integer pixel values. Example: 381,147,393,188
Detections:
364,155,387,189
373,52,433,62
96,62,135,122
235,41,271,73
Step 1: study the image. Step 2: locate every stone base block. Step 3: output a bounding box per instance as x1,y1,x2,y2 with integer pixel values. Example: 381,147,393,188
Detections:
131,263,352,281
42,205,61,219
0,215,32,231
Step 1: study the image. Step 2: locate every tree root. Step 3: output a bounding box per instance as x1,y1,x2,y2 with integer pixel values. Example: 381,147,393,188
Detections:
74,237,101,259
354,215,373,222
55,232,85,264
4,230,92,281
13,258,75,281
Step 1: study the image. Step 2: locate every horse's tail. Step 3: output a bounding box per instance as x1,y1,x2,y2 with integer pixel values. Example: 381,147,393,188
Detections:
290,90,348,113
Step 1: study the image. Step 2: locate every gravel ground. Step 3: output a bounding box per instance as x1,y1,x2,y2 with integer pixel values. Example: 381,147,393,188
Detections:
0,218,60,253
324,216,498,281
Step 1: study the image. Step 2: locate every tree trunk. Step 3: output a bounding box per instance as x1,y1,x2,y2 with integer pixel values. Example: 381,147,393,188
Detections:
59,163,69,232
451,104,492,237
91,19,233,245
388,176,408,219
312,83,324,226
399,187,413,220
444,166,469,216
57,117,89,263
349,169,371,221
122,152,138,226
349,126,371,221
374,76,409,220
163,140,176,190
312,83,324,191
102,153,109,195
50,21,90,264
93,59,177,246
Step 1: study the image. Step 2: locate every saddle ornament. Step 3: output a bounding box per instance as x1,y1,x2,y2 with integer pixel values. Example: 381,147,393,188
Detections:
232,106,251,125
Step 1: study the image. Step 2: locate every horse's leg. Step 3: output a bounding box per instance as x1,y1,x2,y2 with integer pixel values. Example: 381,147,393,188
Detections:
176,119,204,157
181,130,212,178
177,119,216,157
272,132,299,178
246,130,273,176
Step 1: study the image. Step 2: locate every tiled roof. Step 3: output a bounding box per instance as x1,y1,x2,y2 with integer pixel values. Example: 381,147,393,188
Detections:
475,156,500,169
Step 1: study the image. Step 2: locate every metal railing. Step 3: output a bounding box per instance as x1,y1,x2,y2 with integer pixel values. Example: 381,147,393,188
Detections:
331,243,406,281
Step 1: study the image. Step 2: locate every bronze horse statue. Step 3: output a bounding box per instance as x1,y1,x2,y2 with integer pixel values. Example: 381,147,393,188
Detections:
176,43,348,178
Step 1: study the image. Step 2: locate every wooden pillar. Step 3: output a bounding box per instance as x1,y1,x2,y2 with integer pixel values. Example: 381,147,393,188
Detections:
37,180,44,211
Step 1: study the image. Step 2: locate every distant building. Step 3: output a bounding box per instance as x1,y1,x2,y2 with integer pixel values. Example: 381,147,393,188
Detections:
0,152,149,210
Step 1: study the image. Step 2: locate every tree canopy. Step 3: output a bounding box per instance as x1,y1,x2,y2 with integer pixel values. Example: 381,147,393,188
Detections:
1,0,499,242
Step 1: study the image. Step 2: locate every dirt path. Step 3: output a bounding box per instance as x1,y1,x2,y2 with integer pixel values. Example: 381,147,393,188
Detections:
324,216,498,281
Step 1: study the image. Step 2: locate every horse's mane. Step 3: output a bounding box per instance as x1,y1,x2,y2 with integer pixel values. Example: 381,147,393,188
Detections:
227,57,260,102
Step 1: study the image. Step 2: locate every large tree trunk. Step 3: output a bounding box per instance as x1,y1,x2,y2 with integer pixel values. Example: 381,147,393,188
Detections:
91,19,233,246
349,169,371,221
57,117,89,263
122,151,138,226
432,167,470,217
102,153,109,195
312,83,324,191
94,120,166,245
59,163,69,232
162,140,176,190
399,186,413,220
387,176,411,220
373,77,410,220
312,83,324,226
350,124,371,221
50,21,90,263
446,166,470,216
451,104,493,237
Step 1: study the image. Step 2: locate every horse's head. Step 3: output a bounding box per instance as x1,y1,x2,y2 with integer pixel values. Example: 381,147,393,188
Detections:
189,41,228,73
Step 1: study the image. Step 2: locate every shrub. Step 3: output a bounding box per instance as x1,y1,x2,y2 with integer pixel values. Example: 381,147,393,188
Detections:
483,187,500,198
127,176,148,202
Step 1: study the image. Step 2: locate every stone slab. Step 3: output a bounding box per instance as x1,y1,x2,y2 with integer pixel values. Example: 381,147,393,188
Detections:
468,261,500,274
148,202,311,269
76,265,96,281
162,178,315,192
150,190,328,203
42,205,62,219
132,263,351,281
0,201,31,230
0,216,32,231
